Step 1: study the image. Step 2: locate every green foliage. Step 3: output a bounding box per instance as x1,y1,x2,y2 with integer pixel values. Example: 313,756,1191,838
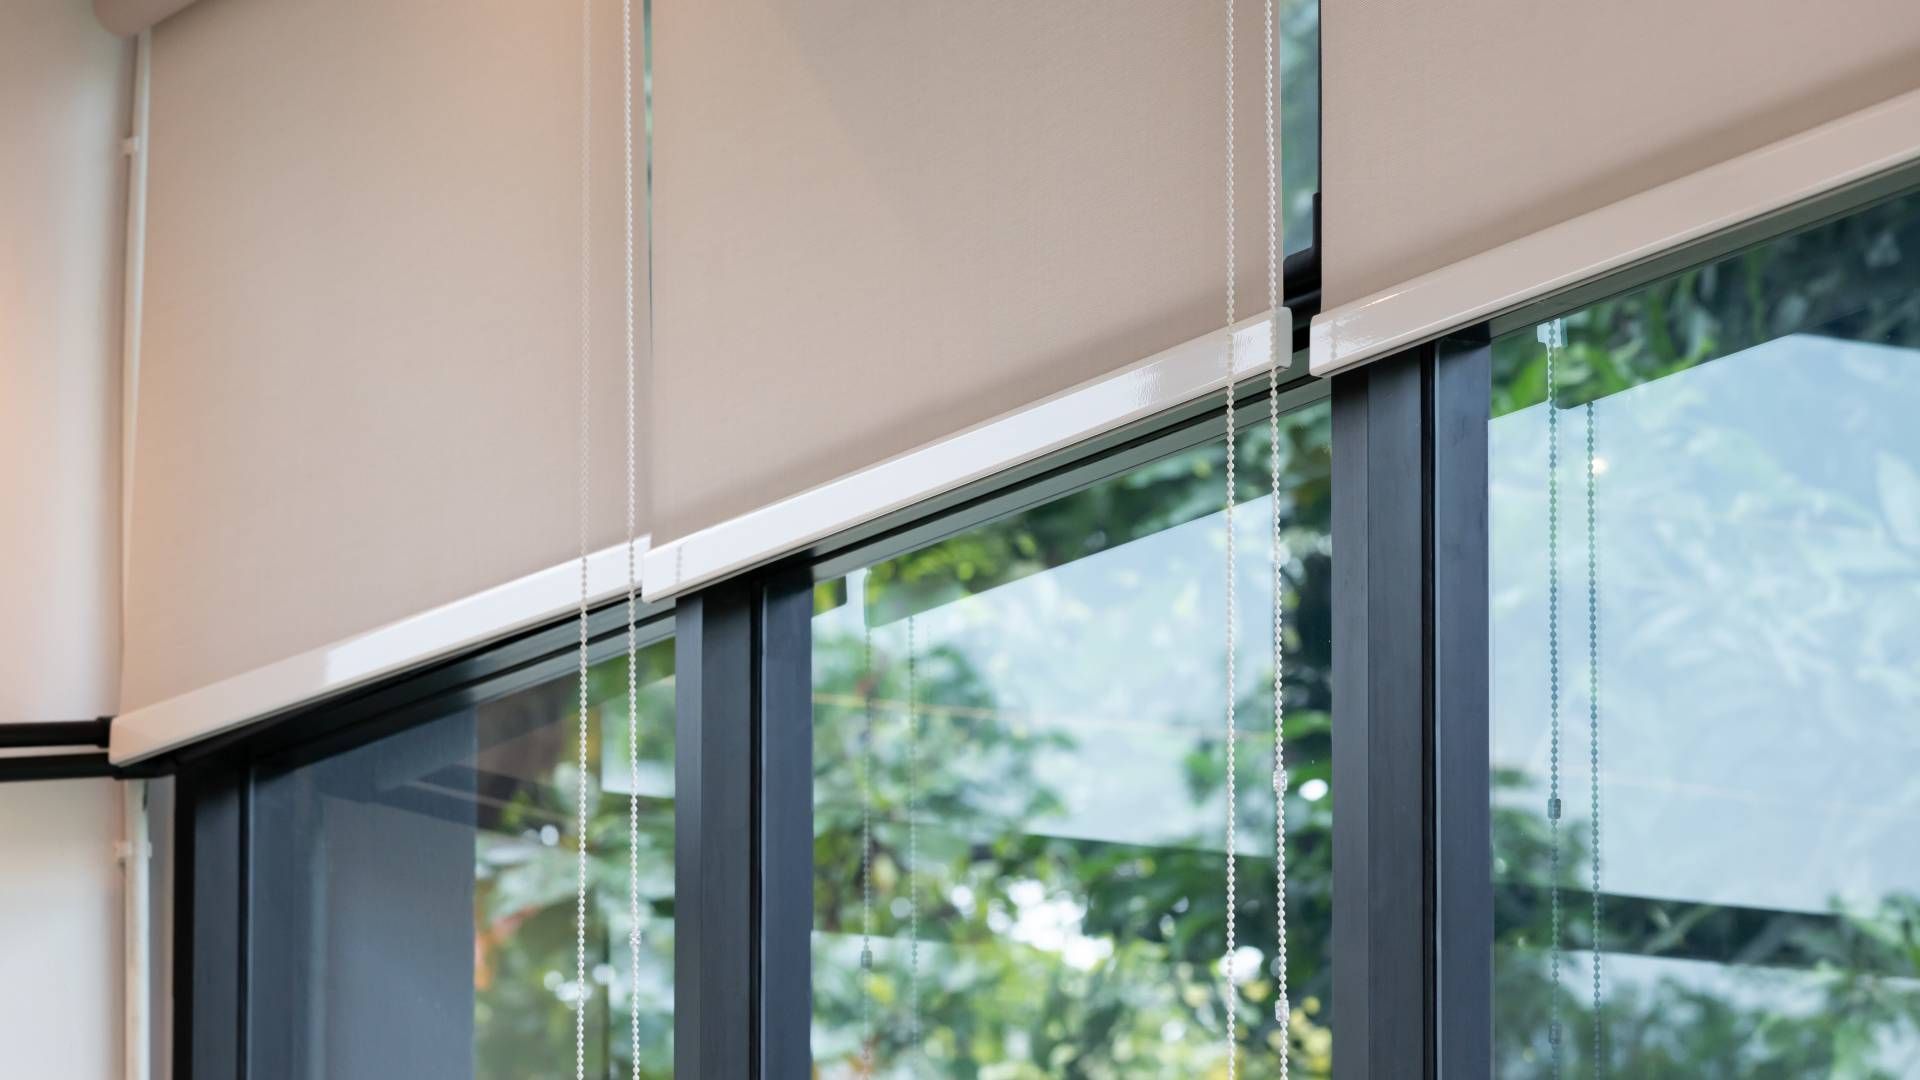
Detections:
473,641,678,1078
1488,185,1920,1076
811,405,1334,1078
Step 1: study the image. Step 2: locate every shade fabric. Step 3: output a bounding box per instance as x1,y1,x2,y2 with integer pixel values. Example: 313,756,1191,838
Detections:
649,0,1296,544
1320,0,1920,311
94,0,201,37
122,0,647,711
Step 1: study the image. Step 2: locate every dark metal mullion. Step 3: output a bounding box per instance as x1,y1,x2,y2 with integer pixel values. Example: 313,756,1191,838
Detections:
1331,346,1436,1080
675,581,755,1079
758,565,814,1076
1433,336,1493,1076
176,756,249,1080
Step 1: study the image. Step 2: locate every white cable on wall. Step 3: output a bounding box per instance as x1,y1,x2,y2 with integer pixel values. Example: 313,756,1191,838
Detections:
119,29,151,682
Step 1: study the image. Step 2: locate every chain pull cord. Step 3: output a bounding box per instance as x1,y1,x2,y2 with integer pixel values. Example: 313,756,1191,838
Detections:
905,616,921,1053
1585,399,1604,1075
572,0,593,1074
859,619,876,1075
1221,0,1241,1069
1261,0,1289,1071
1538,320,1564,1077
619,0,642,1071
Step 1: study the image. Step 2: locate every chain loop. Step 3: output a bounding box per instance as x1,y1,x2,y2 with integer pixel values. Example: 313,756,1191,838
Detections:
1224,0,1284,1072
1221,0,1241,1068
859,617,876,1074
621,0,642,1072
906,616,921,1054
1585,398,1604,1075
1542,319,1565,1078
1263,0,1289,1071
573,0,594,1075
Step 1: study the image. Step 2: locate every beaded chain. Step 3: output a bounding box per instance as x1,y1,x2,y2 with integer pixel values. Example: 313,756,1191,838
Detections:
1222,0,1285,1072
1540,319,1605,1076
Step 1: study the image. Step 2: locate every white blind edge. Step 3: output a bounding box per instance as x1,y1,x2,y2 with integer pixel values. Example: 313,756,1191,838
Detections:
109,536,650,764
1310,85,1920,377
641,310,1290,603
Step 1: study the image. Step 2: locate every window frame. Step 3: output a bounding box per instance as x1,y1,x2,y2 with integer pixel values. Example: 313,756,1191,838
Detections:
1421,160,1920,1080
691,368,1332,1076
169,598,675,1078
163,162,1920,1080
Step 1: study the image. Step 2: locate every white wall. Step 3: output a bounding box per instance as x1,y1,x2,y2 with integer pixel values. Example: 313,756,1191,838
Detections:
0,0,130,724
0,779,125,1080
0,3,135,1076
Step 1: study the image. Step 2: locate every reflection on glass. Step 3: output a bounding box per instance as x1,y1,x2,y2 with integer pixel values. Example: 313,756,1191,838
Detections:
811,402,1333,1076
251,639,676,1079
1280,0,1319,255
1490,187,1920,1076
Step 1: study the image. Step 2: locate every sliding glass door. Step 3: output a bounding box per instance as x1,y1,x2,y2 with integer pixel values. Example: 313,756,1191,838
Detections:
1487,185,1920,1076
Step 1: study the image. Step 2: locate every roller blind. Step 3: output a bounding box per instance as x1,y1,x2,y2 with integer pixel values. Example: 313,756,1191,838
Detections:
649,0,1316,544
1320,0,1920,312
122,0,646,711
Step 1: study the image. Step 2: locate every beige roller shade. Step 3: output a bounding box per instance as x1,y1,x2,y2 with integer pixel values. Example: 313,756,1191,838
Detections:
650,0,1306,544
1321,0,1920,312
122,0,646,711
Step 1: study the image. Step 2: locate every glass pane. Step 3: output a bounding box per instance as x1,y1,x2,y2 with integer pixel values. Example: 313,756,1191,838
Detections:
1283,0,1319,255
250,638,676,1079
811,401,1334,1076
1489,185,1920,1076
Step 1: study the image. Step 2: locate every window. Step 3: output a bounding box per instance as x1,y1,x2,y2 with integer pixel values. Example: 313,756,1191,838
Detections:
1489,186,1920,1074
809,396,1333,1075
247,635,677,1078
1282,0,1319,255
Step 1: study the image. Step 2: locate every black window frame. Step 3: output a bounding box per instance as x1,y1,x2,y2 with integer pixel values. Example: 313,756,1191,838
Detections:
166,598,675,1079
1446,162,1920,1079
